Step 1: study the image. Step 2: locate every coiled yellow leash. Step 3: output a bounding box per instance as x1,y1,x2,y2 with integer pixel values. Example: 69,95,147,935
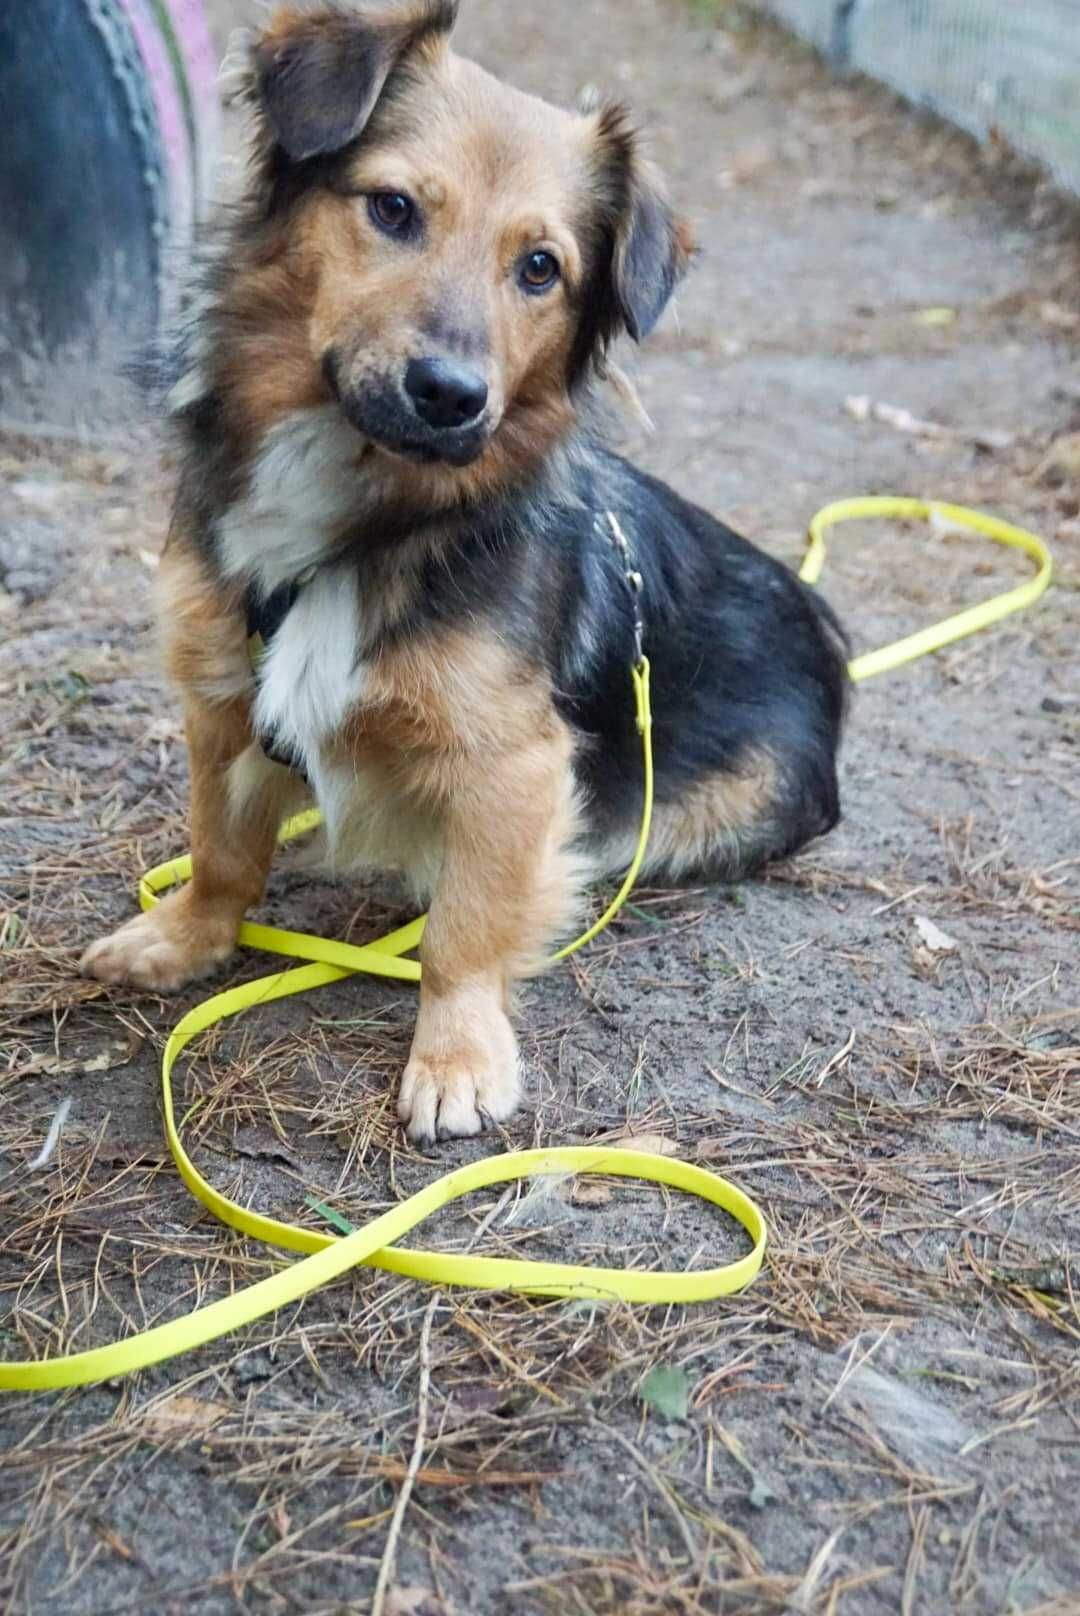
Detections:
0,500,1052,1391
802,497,1053,681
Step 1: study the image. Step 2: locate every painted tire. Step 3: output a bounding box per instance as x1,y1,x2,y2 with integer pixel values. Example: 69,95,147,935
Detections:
0,0,218,364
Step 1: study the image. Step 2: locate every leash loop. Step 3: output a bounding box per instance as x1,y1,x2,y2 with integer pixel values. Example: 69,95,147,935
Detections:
1,498,1052,1390
799,497,1053,683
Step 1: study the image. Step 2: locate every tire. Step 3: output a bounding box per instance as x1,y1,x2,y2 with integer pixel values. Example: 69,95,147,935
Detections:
0,0,217,393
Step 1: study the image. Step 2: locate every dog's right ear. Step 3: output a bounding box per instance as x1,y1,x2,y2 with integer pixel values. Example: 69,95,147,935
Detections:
253,2,458,162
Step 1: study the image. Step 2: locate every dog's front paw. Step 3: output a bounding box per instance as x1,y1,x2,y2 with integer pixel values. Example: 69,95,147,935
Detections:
80,896,239,994
398,989,520,1144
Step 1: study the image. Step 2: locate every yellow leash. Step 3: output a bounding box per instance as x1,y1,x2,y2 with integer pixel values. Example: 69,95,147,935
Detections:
802,498,1053,682
0,499,1051,1391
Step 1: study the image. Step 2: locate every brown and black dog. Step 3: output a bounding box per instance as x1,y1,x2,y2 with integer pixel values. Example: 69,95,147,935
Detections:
81,1,847,1142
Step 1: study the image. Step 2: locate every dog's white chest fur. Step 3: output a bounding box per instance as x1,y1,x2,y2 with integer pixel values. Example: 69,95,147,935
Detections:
253,564,366,777
217,408,368,817
252,569,439,882
218,405,363,598
217,407,442,876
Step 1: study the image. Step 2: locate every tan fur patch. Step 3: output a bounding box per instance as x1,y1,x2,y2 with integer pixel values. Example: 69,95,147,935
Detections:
600,749,780,884
82,533,307,993
331,628,585,972
380,632,584,1141
157,537,252,706
79,692,301,994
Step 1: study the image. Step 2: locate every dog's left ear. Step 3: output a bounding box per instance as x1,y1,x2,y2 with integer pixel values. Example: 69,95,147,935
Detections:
589,101,695,344
253,1,458,162
614,171,694,342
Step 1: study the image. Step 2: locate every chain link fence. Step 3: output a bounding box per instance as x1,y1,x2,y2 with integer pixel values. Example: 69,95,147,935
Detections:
757,0,1080,196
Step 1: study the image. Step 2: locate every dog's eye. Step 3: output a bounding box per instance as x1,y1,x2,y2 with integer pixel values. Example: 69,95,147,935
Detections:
369,191,415,236
519,250,561,294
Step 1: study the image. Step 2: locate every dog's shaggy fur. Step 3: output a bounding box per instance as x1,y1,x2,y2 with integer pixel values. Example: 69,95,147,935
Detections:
82,0,848,1143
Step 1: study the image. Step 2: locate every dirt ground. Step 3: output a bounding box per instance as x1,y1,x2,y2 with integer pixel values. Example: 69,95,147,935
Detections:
2,2,1079,1612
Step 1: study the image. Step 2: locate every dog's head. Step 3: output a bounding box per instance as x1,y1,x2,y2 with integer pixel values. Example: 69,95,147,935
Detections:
217,1,692,496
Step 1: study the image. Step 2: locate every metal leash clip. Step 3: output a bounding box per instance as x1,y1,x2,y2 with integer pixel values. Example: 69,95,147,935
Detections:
603,510,646,671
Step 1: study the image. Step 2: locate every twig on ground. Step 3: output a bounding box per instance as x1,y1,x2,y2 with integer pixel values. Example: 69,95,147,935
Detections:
371,1295,439,1616
588,1413,698,1563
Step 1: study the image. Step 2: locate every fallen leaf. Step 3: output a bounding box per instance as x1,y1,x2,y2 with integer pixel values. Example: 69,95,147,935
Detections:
141,1394,234,1436
571,1179,613,1207
640,1364,691,1422
1039,301,1080,331
717,143,774,189
911,944,942,979
15,1034,145,1082
1033,431,1080,486
438,1384,513,1430
609,1132,678,1156
385,1589,450,1616
12,1054,76,1080
453,1383,510,1414
873,401,938,437
81,1038,141,1075
844,395,1013,451
233,1123,302,1170
913,916,959,953
696,1139,730,1163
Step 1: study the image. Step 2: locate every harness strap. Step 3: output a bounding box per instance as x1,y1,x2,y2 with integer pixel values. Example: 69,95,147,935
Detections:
245,575,309,772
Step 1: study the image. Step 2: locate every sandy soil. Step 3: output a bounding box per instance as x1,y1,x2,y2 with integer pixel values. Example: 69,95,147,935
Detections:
2,3,1078,1612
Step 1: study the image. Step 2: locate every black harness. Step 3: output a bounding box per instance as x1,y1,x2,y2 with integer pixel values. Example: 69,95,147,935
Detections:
245,575,309,773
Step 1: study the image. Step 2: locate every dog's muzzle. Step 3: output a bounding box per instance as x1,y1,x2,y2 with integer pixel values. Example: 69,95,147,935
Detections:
324,350,493,466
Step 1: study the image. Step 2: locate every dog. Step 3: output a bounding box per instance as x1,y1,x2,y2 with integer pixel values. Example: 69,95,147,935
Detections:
81,0,848,1144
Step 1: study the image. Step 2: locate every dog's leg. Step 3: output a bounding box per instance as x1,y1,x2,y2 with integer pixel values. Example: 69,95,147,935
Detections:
80,698,292,992
82,539,304,992
398,712,581,1144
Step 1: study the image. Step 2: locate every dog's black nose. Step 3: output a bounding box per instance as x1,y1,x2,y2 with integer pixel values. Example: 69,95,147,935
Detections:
405,357,488,429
